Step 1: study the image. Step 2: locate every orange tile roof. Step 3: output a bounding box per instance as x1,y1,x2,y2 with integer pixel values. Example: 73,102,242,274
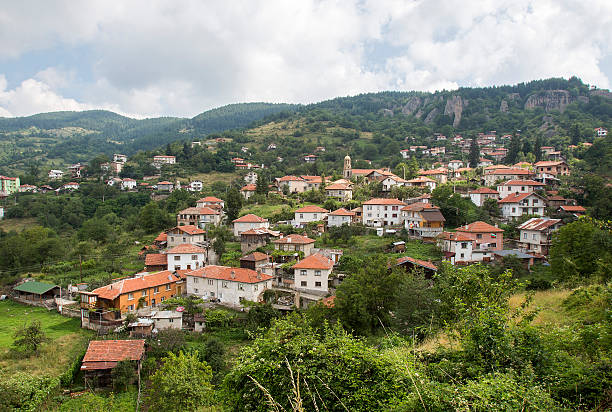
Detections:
167,244,206,254
240,252,269,262
329,208,355,216
325,183,351,190
498,192,538,203
179,206,220,215
396,256,438,271
437,232,473,242
158,181,173,185
81,340,145,370
456,221,504,233
501,179,545,186
240,227,280,236
485,168,532,175
198,196,223,203
233,213,268,223
362,198,406,205
300,175,324,183
187,265,272,283
272,234,315,245
408,176,436,183
145,254,167,266
171,225,206,235
295,205,329,213
470,187,499,194
92,271,183,300
241,184,257,191
401,202,437,211
154,232,167,242
419,168,448,175
350,169,376,176
559,205,586,212
292,253,334,270
279,175,303,182
535,161,567,167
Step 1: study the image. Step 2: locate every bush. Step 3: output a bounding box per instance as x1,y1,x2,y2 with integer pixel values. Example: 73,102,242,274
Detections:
0,373,59,412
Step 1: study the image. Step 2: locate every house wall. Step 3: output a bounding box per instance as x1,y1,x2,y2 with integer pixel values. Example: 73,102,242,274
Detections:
186,276,272,306
501,196,545,219
328,215,352,227
153,316,182,330
233,221,269,237
274,242,314,256
293,268,331,293
119,282,183,313
363,204,403,227
167,232,205,248
457,231,503,251
294,211,327,227
167,252,205,271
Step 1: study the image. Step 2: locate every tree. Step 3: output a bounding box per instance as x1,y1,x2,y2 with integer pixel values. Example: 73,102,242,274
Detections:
255,171,268,196
13,321,47,354
148,351,214,411
534,134,543,161
393,271,439,339
505,133,521,164
78,217,111,243
112,360,136,391
148,329,186,356
570,122,581,145
469,137,480,168
225,186,242,222
138,201,169,233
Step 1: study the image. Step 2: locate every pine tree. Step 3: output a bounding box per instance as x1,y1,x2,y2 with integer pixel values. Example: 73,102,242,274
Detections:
505,133,521,164
255,171,268,196
225,187,242,222
469,137,480,168
534,135,543,162
570,123,581,146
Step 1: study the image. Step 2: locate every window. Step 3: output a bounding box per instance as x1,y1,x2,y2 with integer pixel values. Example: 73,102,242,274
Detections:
166,284,171,291
174,256,180,261
254,285,258,291
183,237,186,242
300,281,307,287
127,304,134,311
191,255,197,260
476,234,483,239
461,242,468,248
207,279,213,285
168,318,173,323
161,296,165,302
300,213,304,219
523,233,527,239
532,234,537,240
511,207,516,213
315,281,322,287
315,270,321,276
151,299,156,305
128,293,134,300
222,281,228,288
154,287,159,294
460,253,464,258
300,270,307,276
194,288,198,293
194,278,199,283
238,283,244,291
174,266,181,271
170,236,174,242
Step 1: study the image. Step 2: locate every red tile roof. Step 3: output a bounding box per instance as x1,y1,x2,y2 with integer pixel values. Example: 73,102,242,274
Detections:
362,198,406,205
292,253,334,270
158,181,173,185
179,206,220,215
559,205,586,213
396,256,438,271
437,232,473,242
498,192,538,203
279,175,303,182
167,244,206,254
241,184,257,191
198,196,223,203
154,232,167,242
240,227,280,236
517,218,562,231
408,176,436,183
470,187,499,194
233,213,268,223
145,254,167,266
485,168,532,175
535,161,567,167
187,265,272,283
501,179,545,186
240,252,269,262
295,205,329,213
329,208,355,216
272,234,315,245
401,202,437,211
92,271,183,300
456,221,504,233
325,183,351,190
81,340,145,370
172,225,205,235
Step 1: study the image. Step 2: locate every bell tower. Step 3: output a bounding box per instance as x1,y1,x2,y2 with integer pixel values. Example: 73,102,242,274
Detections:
343,154,352,179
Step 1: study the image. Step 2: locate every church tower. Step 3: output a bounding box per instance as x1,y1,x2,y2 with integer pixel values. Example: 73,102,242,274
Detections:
343,154,352,179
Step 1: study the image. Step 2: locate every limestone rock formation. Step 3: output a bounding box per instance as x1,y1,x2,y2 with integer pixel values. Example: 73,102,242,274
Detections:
524,90,573,112
381,108,394,117
402,96,422,115
424,107,439,124
500,99,509,113
444,95,463,127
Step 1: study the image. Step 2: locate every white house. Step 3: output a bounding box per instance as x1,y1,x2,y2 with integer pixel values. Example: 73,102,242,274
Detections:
240,184,257,200
293,205,329,227
113,154,128,163
437,232,474,265
496,179,545,196
157,181,174,191
517,217,563,256
62,182,80,191
186,266,273,306
196,196,224,210
244,171,258,185
121,178,137,190
303,154,318,163
232,214,269,237
188,181,203,192
277,176,308,193
362,198,406,227
153,155,176,166
448,160,464,170
498,192,546,220
380,175,408,192
151,311,183,330
166,244,206,271
406,176,437,191
325,182,352,201
177,207,222,228
595,127,607,137
166,225,206,248
292,253,334,294
469,187,500,207
48,170,64,180
272,234,315,256
327,208,355,227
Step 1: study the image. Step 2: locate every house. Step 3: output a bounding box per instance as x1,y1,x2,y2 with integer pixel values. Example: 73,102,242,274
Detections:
546,195,572,209
293,205,329,227
497,179,545,196
240,184,257,199
401,203,445,240
277,176,308,193
492,250,536,270
418,168,449,183
541,146,555,156
517,217,563,256
231,157,244,164
325,183,353,201
82,271,186,313
0,175,20,195
144,253,168,271
351,207,362,223
272,234,315,256
534,161,570,177
498,192,546,219
244,171,258,184
167,244,206,271
194,313,206,332
196,196,224,210
157,181,174,192
406,176,437,191
469,187,500,207
362,198,406,227
166,225,206,248
19,184,37,193
239,252,270,270
13,281,60,303
448,160,464,170
304,154,318,163
478,158,493,167
113,154,128,163
292,253,334,295
186,266,273,306
437,232,474,265
558,205,586,217
595,127,608,137
232,214,269,237
121,178,137,190
188,181,203,192
301,175,329,190
151,311,183,330
81,340,145,387
483,168,534,186
455,221,504,261
395,256,438,278
48,170,64,180
68,163,85,178
380,175,408,192
240,228,280,253
152,155,176,167
177,207,222,228
62,182,80,191
327,208,355,227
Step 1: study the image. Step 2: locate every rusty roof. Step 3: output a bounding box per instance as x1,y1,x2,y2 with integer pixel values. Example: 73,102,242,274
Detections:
396,256,438,271
81,340,145,370
92,271,182,300
517,217,562,231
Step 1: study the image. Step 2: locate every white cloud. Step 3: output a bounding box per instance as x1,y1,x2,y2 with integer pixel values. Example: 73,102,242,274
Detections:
0,0,610,117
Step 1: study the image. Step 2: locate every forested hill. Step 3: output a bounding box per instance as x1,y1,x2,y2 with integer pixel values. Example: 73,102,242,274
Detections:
0,103,295,174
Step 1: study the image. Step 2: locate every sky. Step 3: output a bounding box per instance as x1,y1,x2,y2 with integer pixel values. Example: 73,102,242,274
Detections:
0,0,611,119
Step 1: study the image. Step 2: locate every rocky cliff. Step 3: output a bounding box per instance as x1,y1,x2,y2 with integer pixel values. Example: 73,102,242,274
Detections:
444,95,464,127
402,96,422,115
524,90,574,112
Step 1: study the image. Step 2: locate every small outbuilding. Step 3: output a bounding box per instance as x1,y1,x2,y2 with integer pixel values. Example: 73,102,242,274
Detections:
13,281,60,302
81,339,145,387
151,310,183,330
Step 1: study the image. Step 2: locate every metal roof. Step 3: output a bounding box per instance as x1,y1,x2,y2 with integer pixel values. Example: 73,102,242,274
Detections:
13,281,58,295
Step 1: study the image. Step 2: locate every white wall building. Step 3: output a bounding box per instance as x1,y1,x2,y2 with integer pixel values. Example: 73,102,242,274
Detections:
327,208,355,227
166,244,206,271
188,181,203,192
293,205,329,227
48,170,64,179
362,198,406,227
292,254,334,294
121,178,137,190
498,193,546,220
496,179,545,196
469,188,500,207
517,217,563,255
232,214,269,237
166,226,206,248
151,311,183,330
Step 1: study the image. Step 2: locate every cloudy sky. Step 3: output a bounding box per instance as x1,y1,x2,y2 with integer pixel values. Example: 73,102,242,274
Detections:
1,0,611,118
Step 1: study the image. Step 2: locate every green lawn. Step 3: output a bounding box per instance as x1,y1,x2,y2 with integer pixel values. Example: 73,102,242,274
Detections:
0,217,37,232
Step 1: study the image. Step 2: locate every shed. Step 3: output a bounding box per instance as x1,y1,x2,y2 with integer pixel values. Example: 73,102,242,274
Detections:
13,281,60,302
81,339,145,387
151,310,183,330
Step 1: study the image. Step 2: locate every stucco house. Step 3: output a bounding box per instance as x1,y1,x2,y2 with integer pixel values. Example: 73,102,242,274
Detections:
517,217,563,256
469,187,500,207
362,198,406,227
498,192,546,220
292,253,334,294
272,234,315,256
166,225,206,248
327,208,355,227
232,214,269,237
166,244,206,271
293,205,329,227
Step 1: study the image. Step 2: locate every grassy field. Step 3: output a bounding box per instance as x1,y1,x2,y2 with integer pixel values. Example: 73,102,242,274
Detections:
0,217,37,232
0,300,92,377
190,172,236,186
